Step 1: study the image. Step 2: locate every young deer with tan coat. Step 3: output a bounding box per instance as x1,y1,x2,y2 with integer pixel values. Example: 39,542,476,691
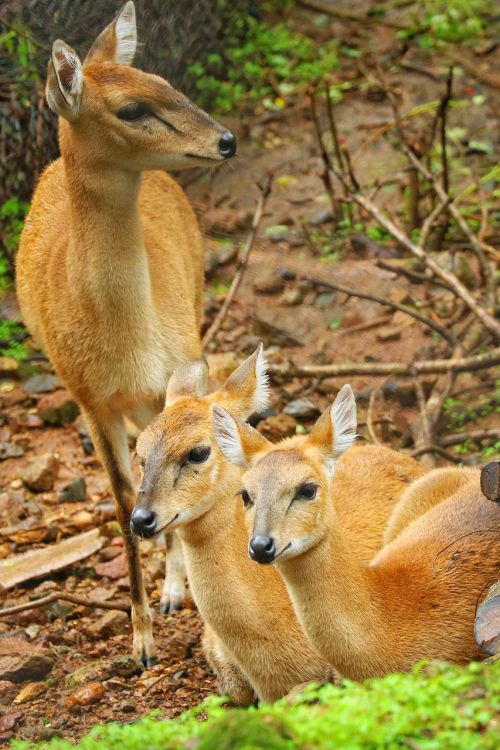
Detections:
130,347,425,702
213,386,500,680
16,1,236,665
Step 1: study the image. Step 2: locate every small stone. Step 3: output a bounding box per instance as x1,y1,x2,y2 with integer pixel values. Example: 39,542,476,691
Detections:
0,443,24,461
99,545,122,562
253,275,285,295
314,292,336,309
258,413,297,440
71,510,94,530
66,656,142,687
265,224,289,243
376,326,402,342
87,610,129,639
95,552,128,580
284,398,320,419
0,357,19,376
37,390,79,426
22,453,59,492
0,709,23,733
308,207,333,226
65,682,105,709
94,502,116,523
280,288,303,306
0,638,54,682
13,681,47,704
22,374,59,395
59,477,86,503
276,266,296,281
120,699,137,713
341,309,364,328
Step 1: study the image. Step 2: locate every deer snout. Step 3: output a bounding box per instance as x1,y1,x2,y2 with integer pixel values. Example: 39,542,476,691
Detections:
249,534,276,564
130,505,157,538
218,131,236,159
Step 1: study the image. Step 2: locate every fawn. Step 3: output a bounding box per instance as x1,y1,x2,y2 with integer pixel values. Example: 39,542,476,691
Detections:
213,386,500,680
130,346,425,701
16,1,236,665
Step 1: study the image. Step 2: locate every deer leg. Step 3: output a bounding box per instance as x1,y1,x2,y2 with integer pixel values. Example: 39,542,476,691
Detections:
203,625,256,706
160,531,191,614
83,406,156,667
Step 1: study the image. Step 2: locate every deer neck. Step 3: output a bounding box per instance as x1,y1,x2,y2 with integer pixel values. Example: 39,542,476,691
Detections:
278,519,388,679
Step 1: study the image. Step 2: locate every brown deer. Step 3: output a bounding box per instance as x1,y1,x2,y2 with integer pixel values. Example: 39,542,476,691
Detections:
16,1,236,666
130,347,425,701
213,386,500,680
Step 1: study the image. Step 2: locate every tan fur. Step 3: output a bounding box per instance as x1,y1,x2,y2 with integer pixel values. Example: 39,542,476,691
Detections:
16,3,233,663
222,394,500,681
133,351,421,702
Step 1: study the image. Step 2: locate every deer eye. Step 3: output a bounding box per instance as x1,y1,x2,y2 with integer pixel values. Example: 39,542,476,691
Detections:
297,483,317,500
116,102,150,122
241,489,253,508
186,446,211,464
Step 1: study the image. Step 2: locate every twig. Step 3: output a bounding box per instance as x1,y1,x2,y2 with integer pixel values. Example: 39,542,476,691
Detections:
306,275,458,347
375,260,451,291
409,444,463,464
367,386,382,445
339,314,392,335
202,174,273,348
296,0,409,29
441,428,500,448
309,84,340,221
0,592,130,618
267,346,500,379
419,196,451,249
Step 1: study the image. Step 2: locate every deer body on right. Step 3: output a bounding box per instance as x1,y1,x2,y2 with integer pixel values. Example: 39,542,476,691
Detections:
131,347,425,702
214,386,500,681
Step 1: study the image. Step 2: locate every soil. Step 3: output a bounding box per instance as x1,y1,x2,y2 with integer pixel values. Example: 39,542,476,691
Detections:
0,1,498,744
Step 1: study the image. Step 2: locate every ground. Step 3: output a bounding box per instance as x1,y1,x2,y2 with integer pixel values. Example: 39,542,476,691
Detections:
0,1,499,744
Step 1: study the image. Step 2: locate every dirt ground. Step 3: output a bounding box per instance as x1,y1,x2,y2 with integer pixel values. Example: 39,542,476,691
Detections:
0,1,499,744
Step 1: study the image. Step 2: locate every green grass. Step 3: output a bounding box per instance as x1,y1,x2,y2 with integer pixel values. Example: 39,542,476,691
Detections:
11,660,500,750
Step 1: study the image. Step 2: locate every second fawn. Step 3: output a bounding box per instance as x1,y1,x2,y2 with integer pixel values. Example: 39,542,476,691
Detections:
16,2,236,665
131,347,424,701
213,386,500,680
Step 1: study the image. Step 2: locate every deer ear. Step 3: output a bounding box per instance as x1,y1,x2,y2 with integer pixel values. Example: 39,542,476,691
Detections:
215,343,270,419
85,1,137,65
211,404,270,468
309,385,357,475
165,360,209,406
46,40,83,121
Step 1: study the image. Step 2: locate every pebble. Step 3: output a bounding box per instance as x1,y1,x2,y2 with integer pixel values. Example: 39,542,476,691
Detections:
284,398,320,419
65,682,105,709
59,477,87,503
0,638,54,683
253,275,285,295
314,292,336,309
376,326,402,342
87,610,129,639
22,374,59,395
280,288,303,306
308,207,334,226
13,681,47,704
258,413,297,440
0,443,24,461
22,452,59,492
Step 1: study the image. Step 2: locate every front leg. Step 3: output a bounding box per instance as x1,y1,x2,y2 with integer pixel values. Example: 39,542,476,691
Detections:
203,626,256,706
84,406,156,667
161,531,193,614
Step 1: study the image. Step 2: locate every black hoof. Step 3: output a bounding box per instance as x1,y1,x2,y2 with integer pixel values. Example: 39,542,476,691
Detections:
161,601,183,616
142,654,157,668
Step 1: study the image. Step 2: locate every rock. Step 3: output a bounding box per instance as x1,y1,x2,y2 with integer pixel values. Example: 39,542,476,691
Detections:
71,510,94,530
22,374,59,395
0,357,19,376
253,274,285,295
276,266,296,281
66,656,142,687
376,326,402,342
0,443,24,461
99,545,122,562
13,681,47,704
120,699,137,713
265,224,289,243
0,490,24,524
59,477,86,503
37,390,79,426
204,240,237,276
314,292,336,309
0,638,54,682
284,398,320,419
0,709,23,733
78,426,94,455
206,351,241,388
0,680,16,705
308,207,333,226
94,502,116,523
258,413,297,440
349,232,397,259
253,307,303,347
65,681,105,709
22,453,59,492
95,552,128,580
201,207,252,235
87,610,129,639
280,288,303,306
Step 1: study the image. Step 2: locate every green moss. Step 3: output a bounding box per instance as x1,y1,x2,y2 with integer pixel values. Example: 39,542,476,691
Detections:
12,660,500,750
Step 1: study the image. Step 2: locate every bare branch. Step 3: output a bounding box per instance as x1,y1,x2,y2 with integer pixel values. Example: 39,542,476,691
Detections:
0,592,130,618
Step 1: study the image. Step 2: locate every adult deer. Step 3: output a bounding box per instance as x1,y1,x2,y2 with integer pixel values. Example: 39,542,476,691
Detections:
130,346,424,701
16,1,236,666
213,387,500,679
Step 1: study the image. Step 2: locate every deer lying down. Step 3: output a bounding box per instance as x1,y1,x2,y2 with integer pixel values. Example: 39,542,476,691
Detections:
16,1,236,665
130,347,424,702
213,386,500,681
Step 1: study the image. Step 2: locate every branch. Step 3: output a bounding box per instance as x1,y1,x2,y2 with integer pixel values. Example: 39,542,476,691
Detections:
267,346,500,379
0,592,130,618
296,0,409,29
441,428,500,448
202,174,273,348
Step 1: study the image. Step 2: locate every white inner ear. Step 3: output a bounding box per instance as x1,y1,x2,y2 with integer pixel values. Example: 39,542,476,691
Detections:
212,405,247,468
115,1,137,65
252,344,270,412
331,384,358,456
52,44,83,105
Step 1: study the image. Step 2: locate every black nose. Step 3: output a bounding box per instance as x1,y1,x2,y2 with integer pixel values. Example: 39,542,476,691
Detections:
130,506,157,538
249,535,276,564
219,131,236,159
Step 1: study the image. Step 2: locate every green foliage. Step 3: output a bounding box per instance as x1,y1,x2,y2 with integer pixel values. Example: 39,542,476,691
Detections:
0,196,30,289
188,17,338,112
403,0,492,45
11,660,500,750
0,319,28,362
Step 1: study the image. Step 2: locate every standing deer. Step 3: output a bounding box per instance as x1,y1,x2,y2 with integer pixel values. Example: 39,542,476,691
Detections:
16,1,236,666
130,346,425,701
213,387,500,679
